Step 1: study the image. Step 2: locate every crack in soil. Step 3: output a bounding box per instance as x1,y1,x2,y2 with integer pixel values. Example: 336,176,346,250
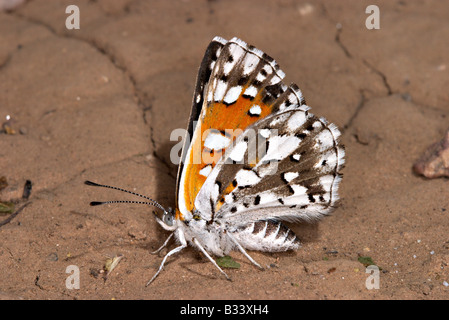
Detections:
7,9,174,180
333,25,393,100
319,2,394,132
335,27,352,59
362,59,393,95
34,274,45,290
149,125,177,180
342,89,366,133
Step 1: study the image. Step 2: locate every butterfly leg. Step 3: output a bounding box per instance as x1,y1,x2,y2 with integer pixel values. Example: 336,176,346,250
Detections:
151,232,174,255
146,234,187,286
193,238,231,281
227,232,264,270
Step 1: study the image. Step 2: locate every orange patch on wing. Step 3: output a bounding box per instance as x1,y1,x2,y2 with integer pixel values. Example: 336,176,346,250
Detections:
214,180,238,212
175,208,184,221
182,87,275,213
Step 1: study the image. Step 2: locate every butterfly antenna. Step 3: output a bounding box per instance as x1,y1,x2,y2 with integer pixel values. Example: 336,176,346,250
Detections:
85,180,167,212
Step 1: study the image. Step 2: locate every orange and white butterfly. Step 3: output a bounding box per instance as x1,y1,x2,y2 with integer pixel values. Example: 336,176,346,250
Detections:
86,36,344,285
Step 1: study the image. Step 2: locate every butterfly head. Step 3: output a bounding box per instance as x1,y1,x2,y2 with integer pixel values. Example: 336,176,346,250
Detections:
154,207,177,231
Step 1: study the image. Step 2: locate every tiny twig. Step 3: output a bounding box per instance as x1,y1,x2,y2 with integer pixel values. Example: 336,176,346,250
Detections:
0,202,31,228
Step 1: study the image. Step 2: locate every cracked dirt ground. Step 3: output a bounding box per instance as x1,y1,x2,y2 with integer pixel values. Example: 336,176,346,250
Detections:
0,0,448,300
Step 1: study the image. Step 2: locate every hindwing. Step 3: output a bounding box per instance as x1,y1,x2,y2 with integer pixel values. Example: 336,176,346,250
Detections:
195,107,345,225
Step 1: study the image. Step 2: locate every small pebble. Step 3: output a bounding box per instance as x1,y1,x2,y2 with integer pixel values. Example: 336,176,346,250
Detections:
401,93,412,102
89,268,99,279
47,252,58,262
298,3,314,16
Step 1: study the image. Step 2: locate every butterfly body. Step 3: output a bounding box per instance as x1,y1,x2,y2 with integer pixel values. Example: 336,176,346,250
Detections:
176,213,234,257
173,211,301,257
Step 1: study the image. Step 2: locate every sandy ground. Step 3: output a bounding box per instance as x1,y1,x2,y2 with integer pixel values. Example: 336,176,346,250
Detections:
0,0,448,300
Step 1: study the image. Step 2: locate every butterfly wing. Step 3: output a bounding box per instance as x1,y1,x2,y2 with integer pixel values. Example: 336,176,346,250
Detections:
192,39,344,225
176,36,227,215
177,37,306,220
195,106,345,226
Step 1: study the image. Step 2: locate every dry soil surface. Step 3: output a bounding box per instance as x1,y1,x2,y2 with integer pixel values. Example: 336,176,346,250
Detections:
1,0,449,300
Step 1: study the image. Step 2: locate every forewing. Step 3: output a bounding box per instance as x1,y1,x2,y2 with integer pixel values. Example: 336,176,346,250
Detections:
175,36,227,208
177,37,306,219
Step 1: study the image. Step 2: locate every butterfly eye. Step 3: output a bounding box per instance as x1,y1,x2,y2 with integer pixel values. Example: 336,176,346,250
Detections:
162,211,174,226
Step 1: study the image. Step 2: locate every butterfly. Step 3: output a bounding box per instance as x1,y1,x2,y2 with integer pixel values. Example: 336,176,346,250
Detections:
86,36,344,285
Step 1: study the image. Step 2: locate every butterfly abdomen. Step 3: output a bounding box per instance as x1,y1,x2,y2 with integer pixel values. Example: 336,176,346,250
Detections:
231,220,300,252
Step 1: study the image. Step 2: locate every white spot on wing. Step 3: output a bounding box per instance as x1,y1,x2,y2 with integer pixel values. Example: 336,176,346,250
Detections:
313,121,323,129
242,53,259,76
199,165,212,177
212,183,220,201
319,175,334,194
244,85,258,98
229,140,247,163
287,111,307,131
256,73,266,82
263,64,272,75
314,129,335,151
204,132,231,150
290,185,308,197
224,193,233,204
224,44,244,75
207,90,213,102
288,93,297,103
259,128,271,138
249,105,262,116
258,192,278,204
214,80,227,102
283,172,299,182
269,75,282,85
235,169,261,186
260,135,301,163
223,86,242,105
